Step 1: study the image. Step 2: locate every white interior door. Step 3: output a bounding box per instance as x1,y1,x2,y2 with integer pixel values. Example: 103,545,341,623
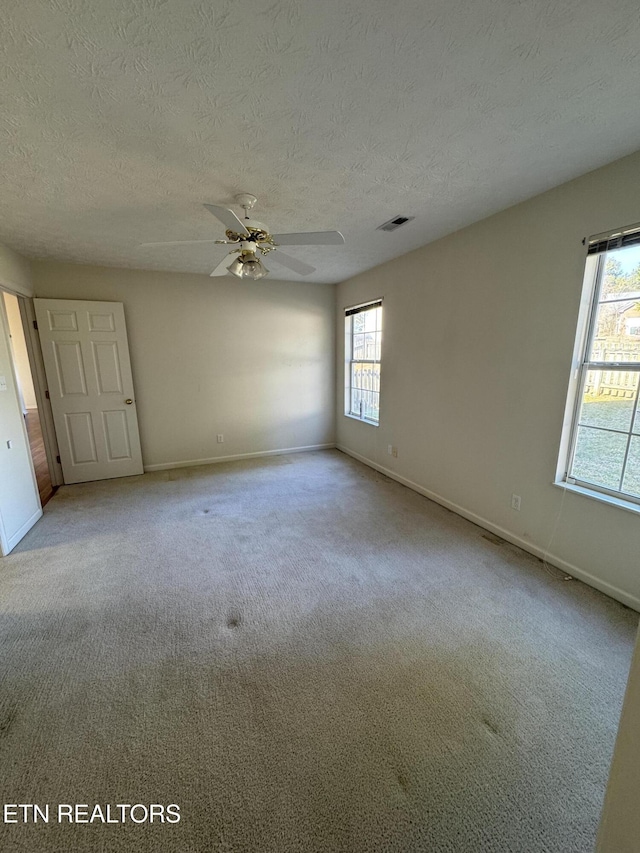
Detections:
0,294,41,555
34,299,143,484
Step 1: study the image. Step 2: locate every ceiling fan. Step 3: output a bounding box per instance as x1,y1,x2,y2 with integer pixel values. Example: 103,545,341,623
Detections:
140,193,345,280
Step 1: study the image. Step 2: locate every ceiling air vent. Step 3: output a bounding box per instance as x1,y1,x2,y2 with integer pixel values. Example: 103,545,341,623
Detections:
376,215,414,233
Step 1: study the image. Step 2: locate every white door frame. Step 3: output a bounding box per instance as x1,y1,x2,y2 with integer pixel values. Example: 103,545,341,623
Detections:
0,288,62,487
18,296,63,486
0,291,42,555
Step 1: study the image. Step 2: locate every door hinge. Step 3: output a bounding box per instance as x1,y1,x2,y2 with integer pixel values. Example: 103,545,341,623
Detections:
33,320,38,330
56,455,61,464
45,389,50,400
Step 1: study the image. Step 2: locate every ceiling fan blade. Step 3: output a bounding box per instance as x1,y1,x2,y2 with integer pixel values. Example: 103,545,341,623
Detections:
270,250,316,276
210,255,232,277
139,239,221,248
203,204,250,236
271,230,344,246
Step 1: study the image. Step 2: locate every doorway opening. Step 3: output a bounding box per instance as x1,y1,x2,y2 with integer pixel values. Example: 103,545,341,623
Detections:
2,292,56,506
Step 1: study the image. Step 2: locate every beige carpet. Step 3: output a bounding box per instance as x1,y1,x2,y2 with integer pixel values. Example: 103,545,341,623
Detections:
0,450,636,852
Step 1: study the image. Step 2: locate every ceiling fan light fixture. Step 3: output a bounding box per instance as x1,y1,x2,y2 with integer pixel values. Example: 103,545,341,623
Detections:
227,251,269,280
227,256,245,278
242,257,269,280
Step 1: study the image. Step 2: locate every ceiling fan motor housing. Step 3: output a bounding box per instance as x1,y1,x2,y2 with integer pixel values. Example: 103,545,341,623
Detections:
235,192,257,211
225,223,273,254
243,219,269,233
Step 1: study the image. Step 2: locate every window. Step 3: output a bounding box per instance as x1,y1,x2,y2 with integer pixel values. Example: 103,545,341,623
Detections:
561,223,640,505
344,300,382,425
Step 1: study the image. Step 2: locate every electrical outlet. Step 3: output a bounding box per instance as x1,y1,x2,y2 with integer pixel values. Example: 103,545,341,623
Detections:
392,446,398,457
217,434,224,443
387,445,393,455
511,494,521,511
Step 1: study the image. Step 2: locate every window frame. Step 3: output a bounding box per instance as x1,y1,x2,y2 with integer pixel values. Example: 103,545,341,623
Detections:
559,236,640,509
344,299,382,426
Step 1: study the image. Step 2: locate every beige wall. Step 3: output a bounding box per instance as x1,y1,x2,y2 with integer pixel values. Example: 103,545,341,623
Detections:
32,263,336,470
337,149,640,609
0,243,33,297
597,624,640,852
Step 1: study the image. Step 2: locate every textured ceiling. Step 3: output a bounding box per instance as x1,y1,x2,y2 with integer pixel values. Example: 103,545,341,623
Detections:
2,0,640,284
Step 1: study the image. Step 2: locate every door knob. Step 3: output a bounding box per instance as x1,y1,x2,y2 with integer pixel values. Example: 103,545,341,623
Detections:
125,399,133,405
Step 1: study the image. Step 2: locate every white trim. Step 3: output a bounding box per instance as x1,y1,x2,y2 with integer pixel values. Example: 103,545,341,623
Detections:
553,480,640,516
337,444,640,613
0,502,7,556
5,508,43,554
555,253,599,483
17,297,63,486
144,443,336,472
0,293,42,556
344,413,379,427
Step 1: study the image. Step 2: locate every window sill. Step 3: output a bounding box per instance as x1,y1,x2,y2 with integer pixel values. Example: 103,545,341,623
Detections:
553,480,640,516
344,413,379,428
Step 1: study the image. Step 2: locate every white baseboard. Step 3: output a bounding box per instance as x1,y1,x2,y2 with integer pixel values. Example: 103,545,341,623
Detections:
337,444,640,613
144,443,337,473
5,507,43,554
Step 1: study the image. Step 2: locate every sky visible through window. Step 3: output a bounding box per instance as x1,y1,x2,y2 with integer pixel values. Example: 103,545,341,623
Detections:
616,245,640,274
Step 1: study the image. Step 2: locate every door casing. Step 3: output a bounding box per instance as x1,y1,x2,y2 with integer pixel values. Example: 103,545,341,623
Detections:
0,292,42,554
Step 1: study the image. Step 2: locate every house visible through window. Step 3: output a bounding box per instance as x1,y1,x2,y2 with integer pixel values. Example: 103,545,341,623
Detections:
344,300,382,424
561,224,640,505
